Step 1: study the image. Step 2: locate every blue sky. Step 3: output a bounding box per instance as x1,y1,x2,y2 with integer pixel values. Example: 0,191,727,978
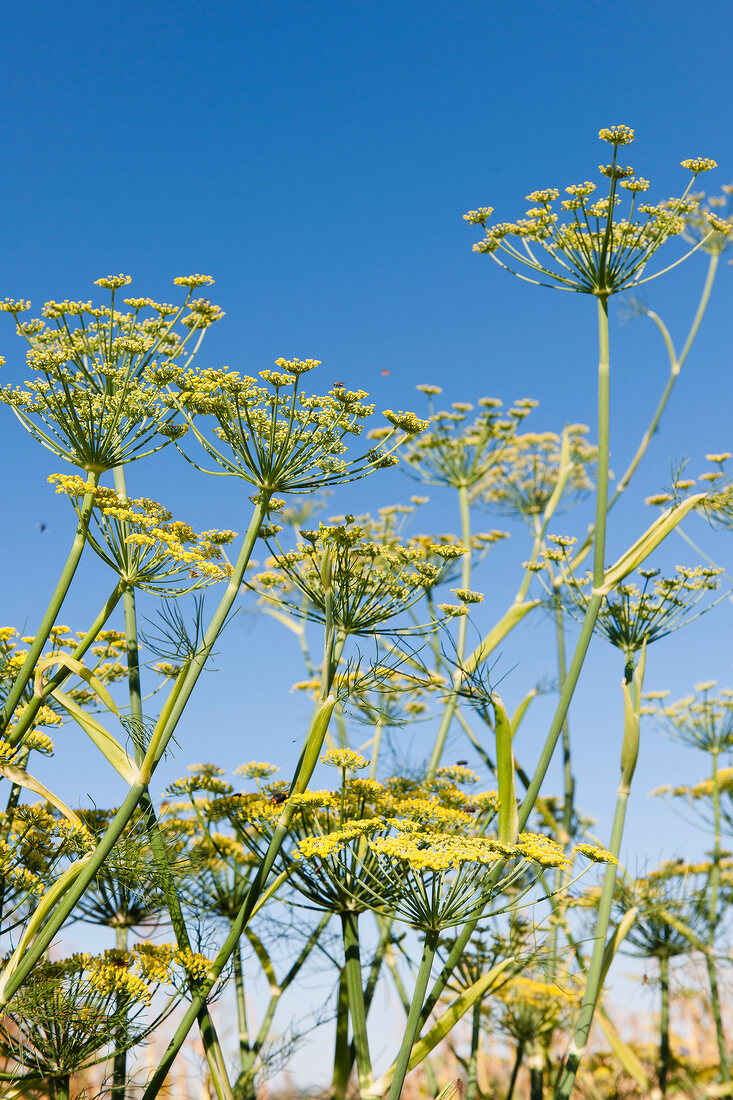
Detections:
1,0,732,905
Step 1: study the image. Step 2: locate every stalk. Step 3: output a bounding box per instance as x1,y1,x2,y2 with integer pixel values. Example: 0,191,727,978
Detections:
387,930,439,1100
465,1000,482,1100
506,1041,524,1100
341,910,373,1091
555,651,642,1100
426,484,471,778
528,1042,543,1100
111,924,129,1100
232,941,251,1079
706,749,730,1081
658,954,670,1096
0,471,100,731
52,1076,70,1100
331,970,351,1100
114,463,233,1100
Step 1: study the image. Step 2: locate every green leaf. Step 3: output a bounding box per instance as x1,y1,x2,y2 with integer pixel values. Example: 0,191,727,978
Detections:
34,653,120,716
596,1009,650,1090
598,494,706,594
366,958,513,1097
492,693,517,845
0,764,82,826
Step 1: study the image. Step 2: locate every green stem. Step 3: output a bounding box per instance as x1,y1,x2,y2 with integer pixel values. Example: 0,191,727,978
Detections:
465,1000,482,1100
425,484,471,779
111,924,129,1100
332,968,351,1100
706,745,730,1081
341,910,373,1091
232,939,251,1076
706,952,729,1082
555,659,633,1100
506,1041,524,1100
114,464,234,1100
1,471,100,731
52,1076,71,1100
528,1042,543,1100
658,954,670,1097
387,930,439,1100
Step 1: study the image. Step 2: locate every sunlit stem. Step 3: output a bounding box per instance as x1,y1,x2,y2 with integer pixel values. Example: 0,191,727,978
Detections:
465,1000,482,1100
387,930,439,1100
425,484,471,778
707,749,730,1082
113,464,234,1100
341,910,373,1090
658,954,670,1097
331,970,351,1100
506,1041,524,1100
369,720,383,780
555,654,640,1100
0,470,100,731
232,940,251,1075
111,924,129,1100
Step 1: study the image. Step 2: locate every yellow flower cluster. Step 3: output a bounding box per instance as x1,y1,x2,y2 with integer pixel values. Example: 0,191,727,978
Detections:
466,126,718,296
321,748,370,771
49,474,236,593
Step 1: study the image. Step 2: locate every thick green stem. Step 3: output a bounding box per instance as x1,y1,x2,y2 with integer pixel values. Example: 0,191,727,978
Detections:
233,940,251,1075
331,969,351,1100
341,910,373,1091
114,466,234,1100
465,1000,482,1100
706,751,730,1081
111,924,130,1100
528,1042,543,1100
658,954,670,1096
387,930,439,1100
52,1076,71,1100
506,1041,524,1100
1,472,99,731
555,796,628,1099
425,484,472,778
706,953,730,1082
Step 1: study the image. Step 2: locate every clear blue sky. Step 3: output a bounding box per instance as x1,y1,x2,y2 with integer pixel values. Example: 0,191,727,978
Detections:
1,0,732,895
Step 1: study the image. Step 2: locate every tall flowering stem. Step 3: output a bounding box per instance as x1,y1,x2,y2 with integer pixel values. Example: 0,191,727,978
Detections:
555,643,646,1099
